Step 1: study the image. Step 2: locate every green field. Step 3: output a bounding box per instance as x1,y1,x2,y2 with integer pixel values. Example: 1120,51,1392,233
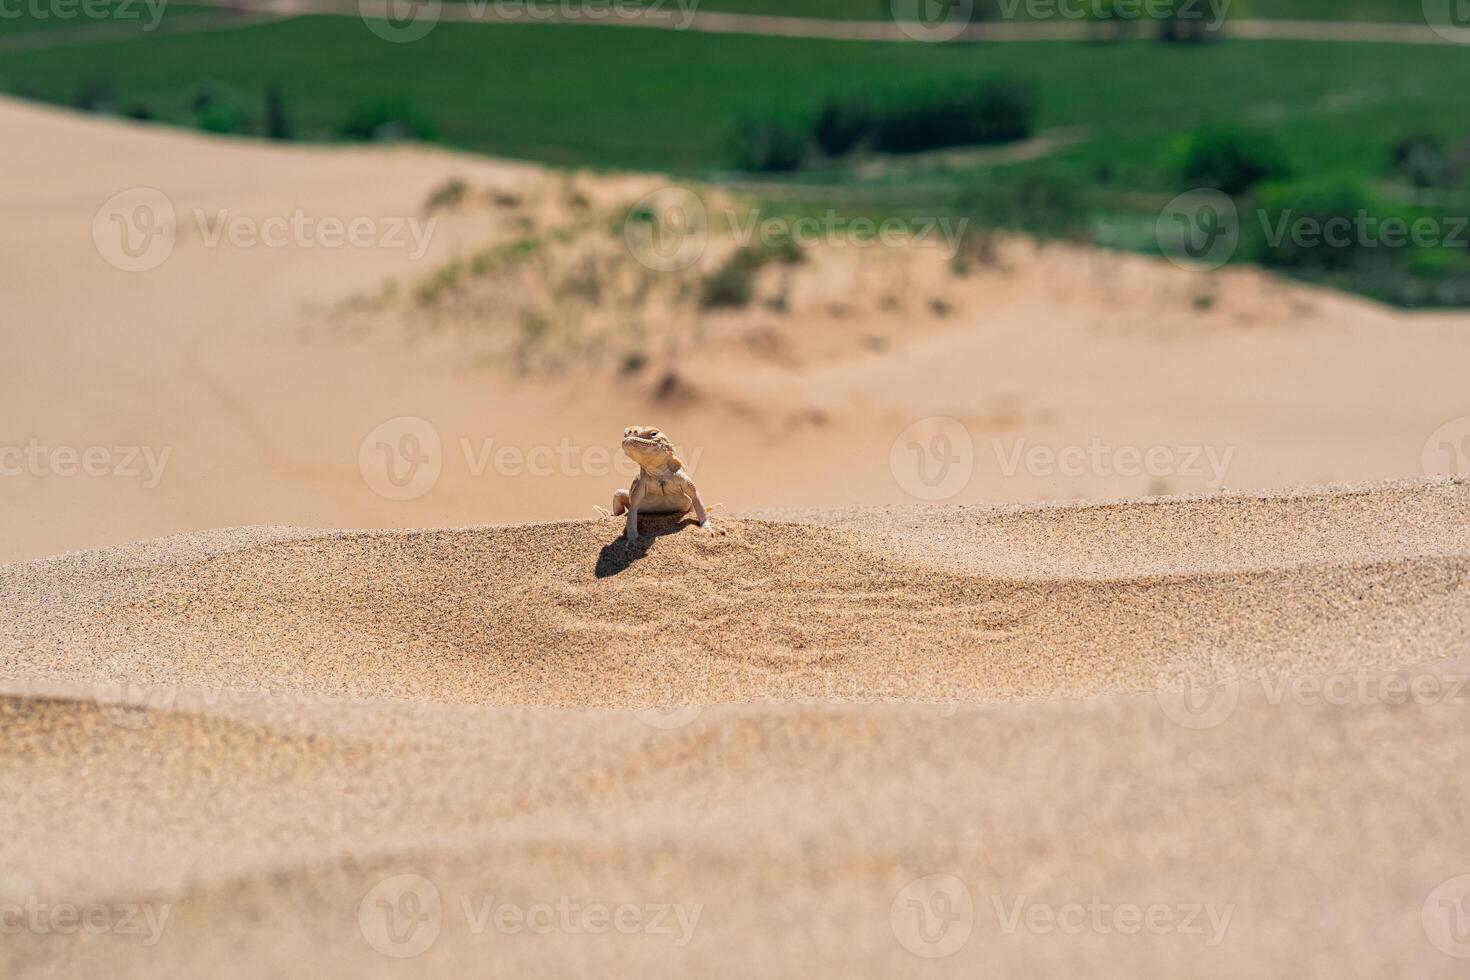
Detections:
3,18,1467,174
4,12,1468,301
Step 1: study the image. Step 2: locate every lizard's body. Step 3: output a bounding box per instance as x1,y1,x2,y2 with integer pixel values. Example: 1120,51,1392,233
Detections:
608,426,709,541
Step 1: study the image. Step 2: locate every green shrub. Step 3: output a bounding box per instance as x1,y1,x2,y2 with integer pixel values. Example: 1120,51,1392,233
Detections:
728,115,807,172
1176,126,1291,196
425,177,468,212
190,84,250,134
700,249,762,308
73,76,114,113
339,100,435,142
871,77,1037,154
1154,0,1226,42
264,82,292,140
956,172,1091,240
1251,176,1379,272
813,97,873,156
1389,134,1448,189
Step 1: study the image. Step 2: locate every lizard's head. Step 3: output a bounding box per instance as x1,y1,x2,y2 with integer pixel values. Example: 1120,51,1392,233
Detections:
622,425,681,472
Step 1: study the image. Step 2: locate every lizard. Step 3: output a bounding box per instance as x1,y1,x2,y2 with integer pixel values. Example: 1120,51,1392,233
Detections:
604,425,710,542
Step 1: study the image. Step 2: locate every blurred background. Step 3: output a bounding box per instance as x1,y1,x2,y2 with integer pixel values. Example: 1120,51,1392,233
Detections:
2,0,1469,561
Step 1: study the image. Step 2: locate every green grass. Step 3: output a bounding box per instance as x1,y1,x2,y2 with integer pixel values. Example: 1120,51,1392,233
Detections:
3,18,1468,176
0,2,212,36
4,13,1467,302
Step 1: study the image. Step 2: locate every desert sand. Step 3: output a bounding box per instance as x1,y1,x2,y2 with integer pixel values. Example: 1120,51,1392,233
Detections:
3,479,1470,977
3,94,1469,564
4,95,1470,977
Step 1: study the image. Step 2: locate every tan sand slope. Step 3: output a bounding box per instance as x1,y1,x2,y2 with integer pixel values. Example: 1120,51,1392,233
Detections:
4,95,1470,564
4,478,1470,977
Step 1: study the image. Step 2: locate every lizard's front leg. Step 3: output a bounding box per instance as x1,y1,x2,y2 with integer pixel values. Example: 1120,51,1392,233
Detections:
690,487,709,528
625,480,645,542
610,489,630,517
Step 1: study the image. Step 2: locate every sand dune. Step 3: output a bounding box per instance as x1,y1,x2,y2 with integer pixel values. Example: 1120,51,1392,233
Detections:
6,95,1470,978
4,478,1469,977
4,95,1470,563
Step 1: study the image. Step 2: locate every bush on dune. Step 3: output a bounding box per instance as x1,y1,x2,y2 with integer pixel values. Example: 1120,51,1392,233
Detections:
727,115,807,172
869,76,1038,154
1176,126,1291,196
338,100,436,143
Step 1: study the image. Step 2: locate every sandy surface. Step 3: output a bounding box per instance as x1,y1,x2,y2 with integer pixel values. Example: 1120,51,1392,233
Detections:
3,478,1470,977
6,98,1470,977
3,94,1470,563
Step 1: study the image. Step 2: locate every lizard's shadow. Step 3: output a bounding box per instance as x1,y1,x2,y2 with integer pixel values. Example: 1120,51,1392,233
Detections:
595,516,698,578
